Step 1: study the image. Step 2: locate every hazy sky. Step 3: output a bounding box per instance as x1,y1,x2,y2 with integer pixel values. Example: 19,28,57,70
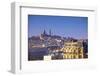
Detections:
28,15,88,39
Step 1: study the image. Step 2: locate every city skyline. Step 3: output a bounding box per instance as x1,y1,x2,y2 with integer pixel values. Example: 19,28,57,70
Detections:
28,15,88,39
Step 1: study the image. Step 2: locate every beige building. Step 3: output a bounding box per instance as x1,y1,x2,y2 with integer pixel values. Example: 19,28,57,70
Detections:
61,41,84,59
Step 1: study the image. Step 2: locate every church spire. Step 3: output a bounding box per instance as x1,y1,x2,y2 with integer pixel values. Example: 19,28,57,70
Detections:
43,29,46,35
49,29,52,36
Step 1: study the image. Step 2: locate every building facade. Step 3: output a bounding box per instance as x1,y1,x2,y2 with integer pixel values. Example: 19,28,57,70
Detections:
61,41,84,59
